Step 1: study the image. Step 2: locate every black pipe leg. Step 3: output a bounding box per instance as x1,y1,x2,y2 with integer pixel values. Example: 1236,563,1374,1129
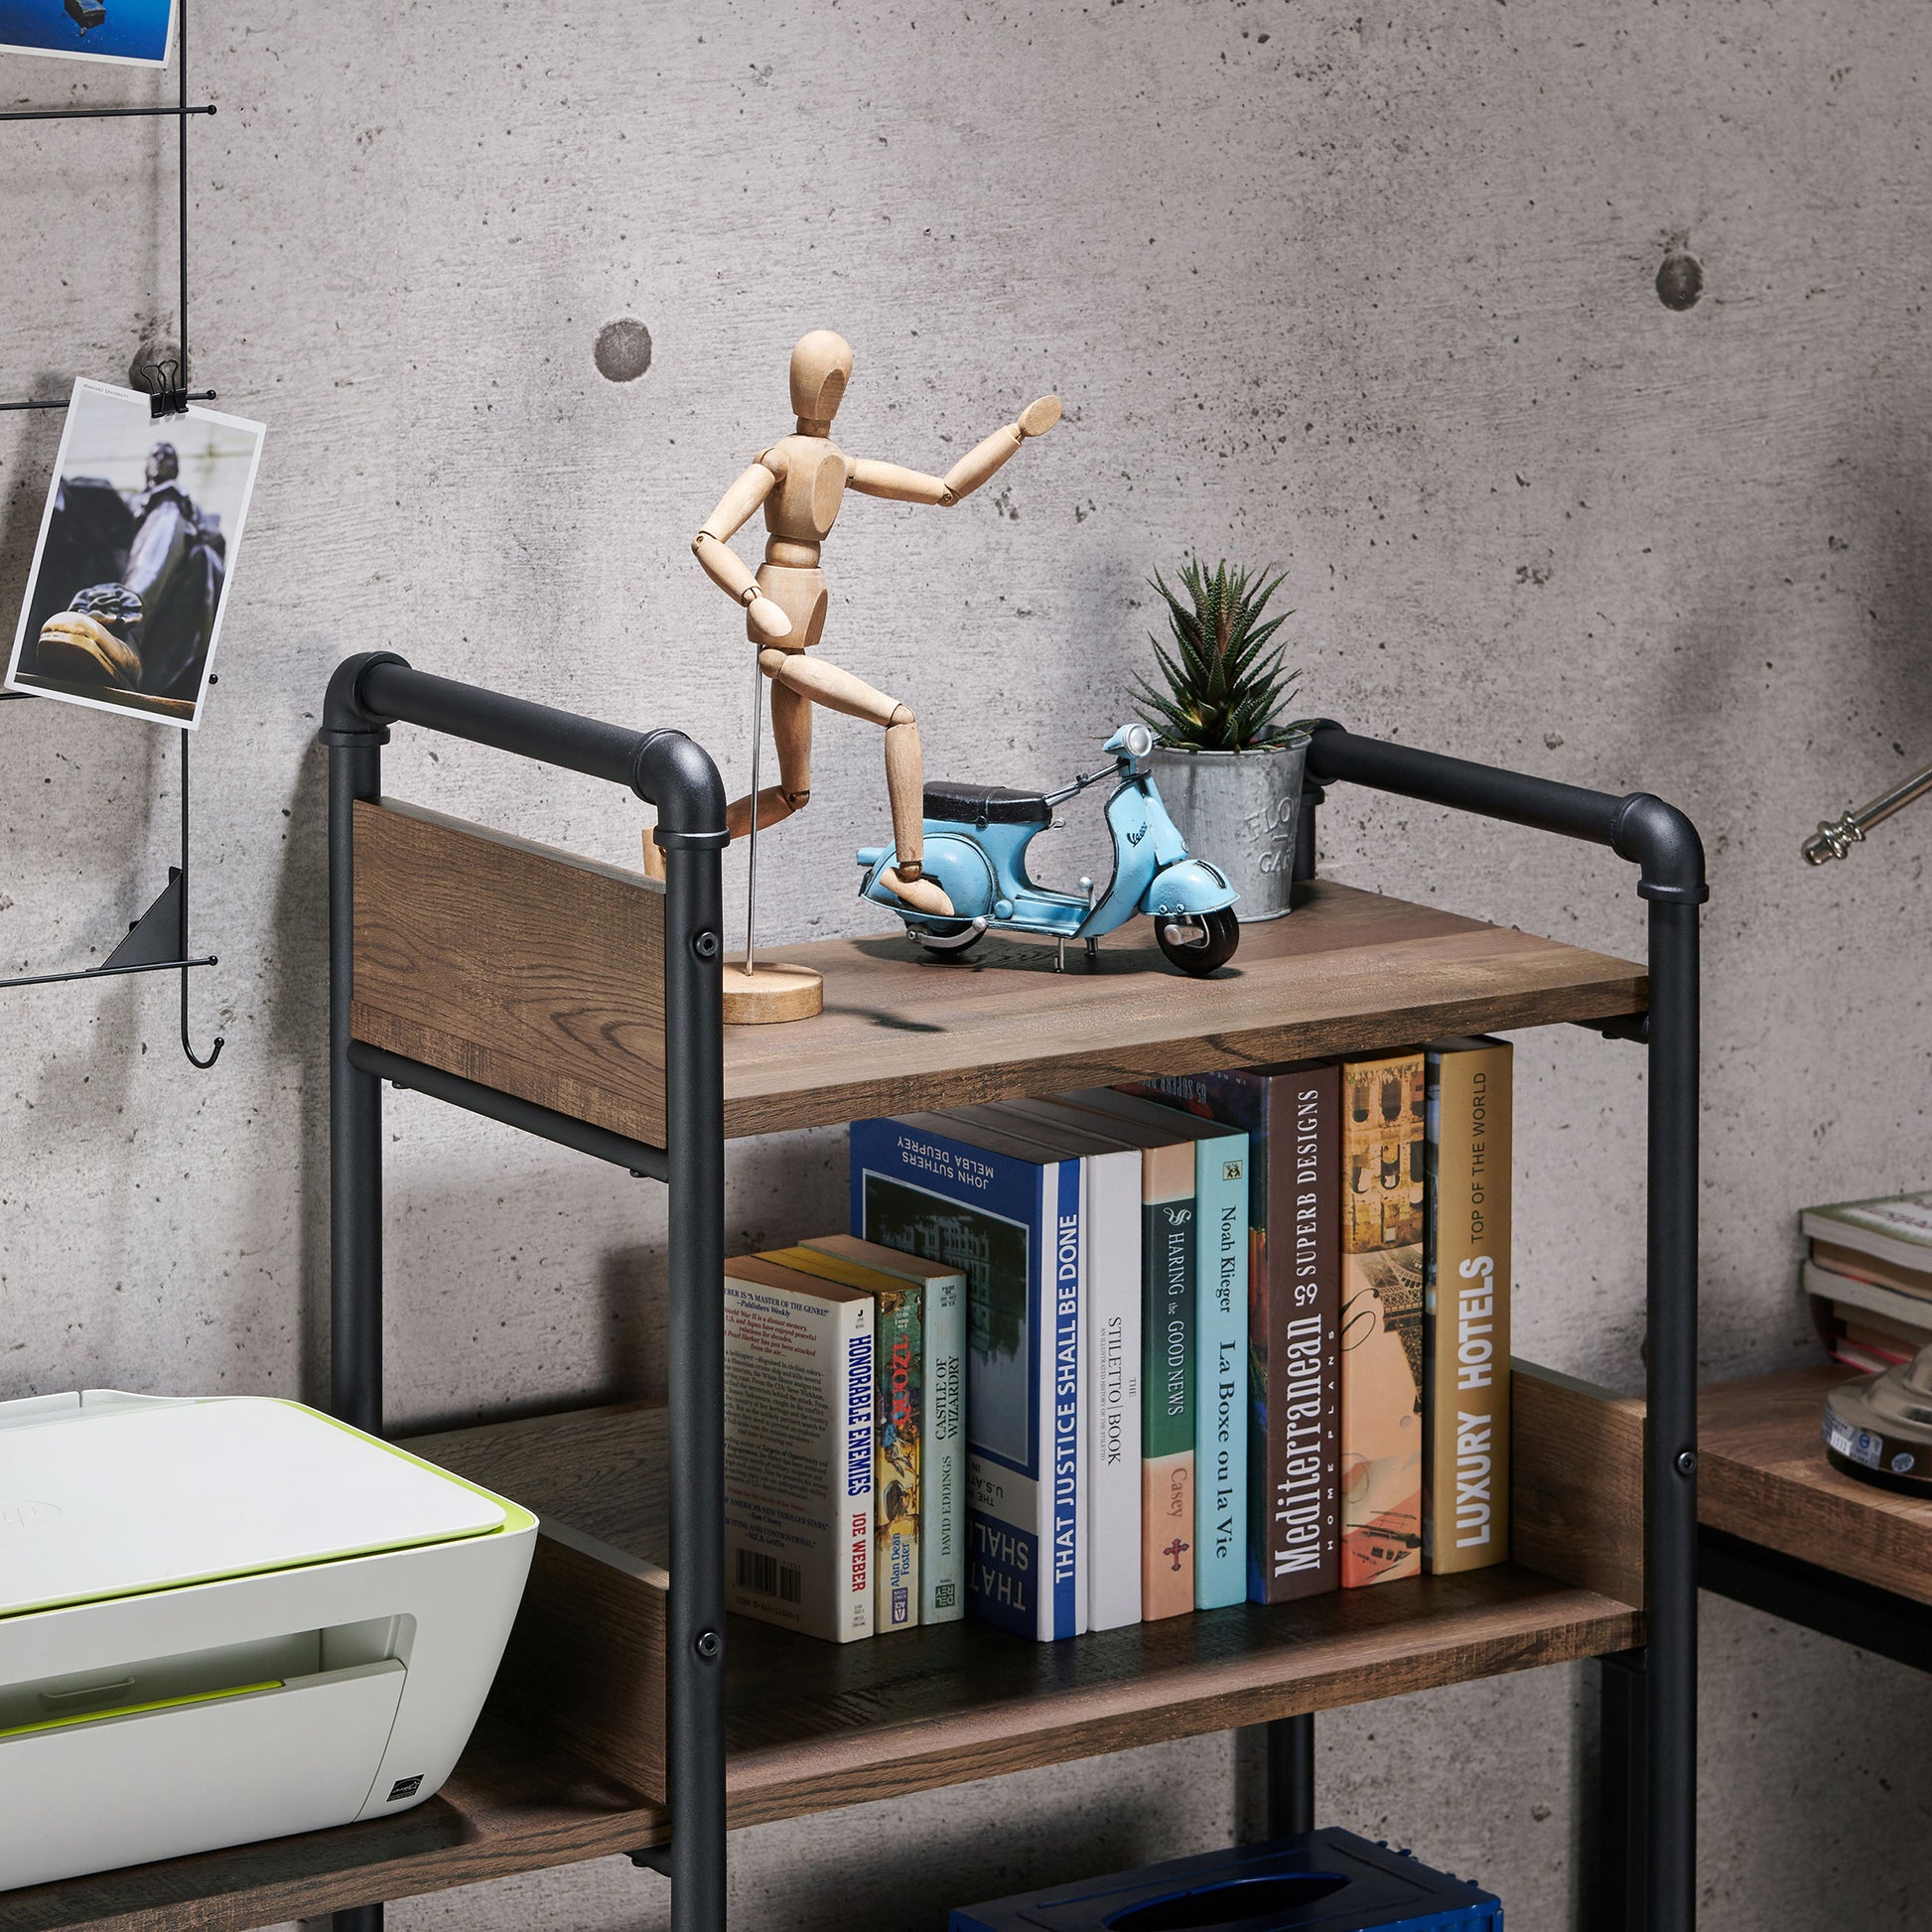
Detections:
328,731,385,1434
1643,897,1700,1932
1263,1714,1314,1837
327,726,386,1932
1591,1650,1647,1932
662,829,728,1932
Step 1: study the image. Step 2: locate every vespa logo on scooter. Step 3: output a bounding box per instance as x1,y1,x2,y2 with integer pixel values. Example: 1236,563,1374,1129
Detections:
1126,822,1147,846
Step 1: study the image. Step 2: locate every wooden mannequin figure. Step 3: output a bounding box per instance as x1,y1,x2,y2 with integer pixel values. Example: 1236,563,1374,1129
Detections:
664,330,1060,918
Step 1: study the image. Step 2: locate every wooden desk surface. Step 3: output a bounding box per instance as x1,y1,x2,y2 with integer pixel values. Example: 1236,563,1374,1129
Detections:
1702,1364,1932,1608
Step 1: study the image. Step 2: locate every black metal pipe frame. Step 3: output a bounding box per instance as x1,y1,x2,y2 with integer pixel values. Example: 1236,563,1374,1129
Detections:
322,652,728,1932
1303,724,1705,1932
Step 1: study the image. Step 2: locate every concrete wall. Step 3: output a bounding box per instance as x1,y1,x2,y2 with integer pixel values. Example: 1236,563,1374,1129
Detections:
4,1,1930,1925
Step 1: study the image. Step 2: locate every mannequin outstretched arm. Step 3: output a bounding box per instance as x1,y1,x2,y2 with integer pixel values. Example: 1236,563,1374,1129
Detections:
692,459,792,641
849,394,1061,509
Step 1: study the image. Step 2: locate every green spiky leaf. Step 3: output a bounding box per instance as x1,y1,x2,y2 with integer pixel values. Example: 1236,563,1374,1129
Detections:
1132,556,1303,751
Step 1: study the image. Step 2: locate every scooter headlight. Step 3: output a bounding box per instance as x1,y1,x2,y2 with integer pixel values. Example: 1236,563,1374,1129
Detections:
1122,723,1155,760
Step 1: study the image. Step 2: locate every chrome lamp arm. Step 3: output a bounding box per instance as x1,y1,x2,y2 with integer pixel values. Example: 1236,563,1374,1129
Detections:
1804,756,1932,864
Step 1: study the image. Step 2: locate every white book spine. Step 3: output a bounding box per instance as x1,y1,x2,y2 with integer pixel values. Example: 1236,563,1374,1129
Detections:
723,1276,875,1642
1084,1148,1145,1628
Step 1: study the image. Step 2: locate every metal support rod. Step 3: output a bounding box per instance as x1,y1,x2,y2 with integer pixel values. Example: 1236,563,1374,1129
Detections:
1263,1714,1314,1837
0,953,214,991
0,103,215,121
1591,1652,1647,1932
328,730,385,1436
347,1041,667,1179
0,391,213,413
177,0,190,392
324,654,726,1932
1305,721,1705,1930
1293,774,1322,884
1643,894,1699,1932
663,810,728,1932
327,719,386,1932
744,646,762,975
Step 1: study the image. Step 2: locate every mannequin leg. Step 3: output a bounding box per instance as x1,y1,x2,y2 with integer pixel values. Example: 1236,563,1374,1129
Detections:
764,649,951,916
642,656,813,880
725,675,813,841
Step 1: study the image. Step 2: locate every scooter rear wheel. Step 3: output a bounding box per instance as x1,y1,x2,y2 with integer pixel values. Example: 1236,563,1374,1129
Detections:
1156,906,1239,975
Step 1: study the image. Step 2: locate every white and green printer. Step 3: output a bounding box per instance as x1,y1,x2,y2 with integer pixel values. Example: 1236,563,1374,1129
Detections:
0,1387,536,1892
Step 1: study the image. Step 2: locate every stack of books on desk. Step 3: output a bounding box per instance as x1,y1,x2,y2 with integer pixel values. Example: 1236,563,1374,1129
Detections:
1804,1190,1932,1372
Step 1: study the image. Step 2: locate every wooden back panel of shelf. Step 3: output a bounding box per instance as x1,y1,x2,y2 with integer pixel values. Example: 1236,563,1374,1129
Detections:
351,799,668,1144
352,799,1647,1144
409,1359,1644,1821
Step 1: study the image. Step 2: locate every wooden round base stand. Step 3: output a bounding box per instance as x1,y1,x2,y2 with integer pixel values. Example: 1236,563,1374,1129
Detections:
721,958,822,1026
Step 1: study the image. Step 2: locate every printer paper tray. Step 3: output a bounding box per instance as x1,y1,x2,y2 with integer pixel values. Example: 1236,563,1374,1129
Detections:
0,1660,406,1893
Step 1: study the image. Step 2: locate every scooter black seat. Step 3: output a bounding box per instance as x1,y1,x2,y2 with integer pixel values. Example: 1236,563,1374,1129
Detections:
923,781,1052,826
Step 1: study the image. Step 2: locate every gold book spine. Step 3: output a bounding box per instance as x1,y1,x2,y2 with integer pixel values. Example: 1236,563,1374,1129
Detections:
1425,1040,1512,1575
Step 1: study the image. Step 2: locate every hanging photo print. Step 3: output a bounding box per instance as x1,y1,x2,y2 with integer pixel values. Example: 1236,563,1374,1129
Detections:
6,378,265,729
0,0,177,65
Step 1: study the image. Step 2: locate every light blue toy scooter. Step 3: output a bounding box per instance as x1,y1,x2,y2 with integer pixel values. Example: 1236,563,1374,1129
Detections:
856,722,1240,974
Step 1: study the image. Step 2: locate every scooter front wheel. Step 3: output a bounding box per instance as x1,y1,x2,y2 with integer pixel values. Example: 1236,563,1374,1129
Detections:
912,917,987,958
1156,906,1239,976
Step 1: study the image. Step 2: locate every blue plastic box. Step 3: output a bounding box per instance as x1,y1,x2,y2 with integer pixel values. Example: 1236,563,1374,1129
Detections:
949,1829,1501,1931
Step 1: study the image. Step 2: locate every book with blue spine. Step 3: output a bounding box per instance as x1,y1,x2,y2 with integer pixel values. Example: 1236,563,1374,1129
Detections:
961,1099,1145,1631
850,1113,1083,1640
1066,1088,1251,1609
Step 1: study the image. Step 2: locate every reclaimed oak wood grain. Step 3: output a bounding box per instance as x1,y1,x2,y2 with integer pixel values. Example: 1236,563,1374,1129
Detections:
352,812,1645,1148
1701,1365,1932,1607
417,1367,1643,1831
0,1716,665,1932
715,878,1648,1139
351,799,668,1145
9,1364,1645,1931
1513,1360,1645,1606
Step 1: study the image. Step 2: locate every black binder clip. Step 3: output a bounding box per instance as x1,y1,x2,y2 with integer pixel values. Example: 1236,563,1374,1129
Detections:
140,357,191,419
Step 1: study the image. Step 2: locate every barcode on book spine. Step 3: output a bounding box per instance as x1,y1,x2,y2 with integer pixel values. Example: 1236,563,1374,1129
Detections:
736,1549,802,1604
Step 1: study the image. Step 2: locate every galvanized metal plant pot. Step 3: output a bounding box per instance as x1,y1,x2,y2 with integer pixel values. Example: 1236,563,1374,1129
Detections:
1147,731,1310,921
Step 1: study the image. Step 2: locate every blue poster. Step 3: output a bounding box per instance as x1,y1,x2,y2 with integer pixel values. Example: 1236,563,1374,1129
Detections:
0,0,176,66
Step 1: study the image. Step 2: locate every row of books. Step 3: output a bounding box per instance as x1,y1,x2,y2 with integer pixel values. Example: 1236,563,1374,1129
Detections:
1804,1188,1932,1372
722,1040,1515,1644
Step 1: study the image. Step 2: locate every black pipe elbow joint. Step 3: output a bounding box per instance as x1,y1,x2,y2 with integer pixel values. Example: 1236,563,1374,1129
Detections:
636,731,729,852
320,650,407,745
1611,793,1709,905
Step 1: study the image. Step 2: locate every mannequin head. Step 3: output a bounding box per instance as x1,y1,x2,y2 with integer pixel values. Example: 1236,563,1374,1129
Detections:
789,330,853,425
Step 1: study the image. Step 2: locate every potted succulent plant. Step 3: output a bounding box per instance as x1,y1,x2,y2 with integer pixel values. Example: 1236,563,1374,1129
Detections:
1131,556,1310,921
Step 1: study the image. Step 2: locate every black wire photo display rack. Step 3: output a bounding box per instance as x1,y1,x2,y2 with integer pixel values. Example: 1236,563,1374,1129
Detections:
1,0,225,1066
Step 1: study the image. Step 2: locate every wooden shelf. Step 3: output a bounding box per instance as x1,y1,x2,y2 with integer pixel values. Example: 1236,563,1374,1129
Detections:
349,795,1647,1148
0,1718,665,1932
718,1563,1638,1830
3,1368,1642,1932
717,879,1647,1139
1701,1365,1932,1608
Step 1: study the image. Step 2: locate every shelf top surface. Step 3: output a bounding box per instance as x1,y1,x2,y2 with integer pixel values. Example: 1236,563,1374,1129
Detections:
721,879,1646,1138
1701,1365,1932,1605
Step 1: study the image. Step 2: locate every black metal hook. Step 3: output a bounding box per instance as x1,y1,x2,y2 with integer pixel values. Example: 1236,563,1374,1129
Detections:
179,966,223,1068
176,727,223,1069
